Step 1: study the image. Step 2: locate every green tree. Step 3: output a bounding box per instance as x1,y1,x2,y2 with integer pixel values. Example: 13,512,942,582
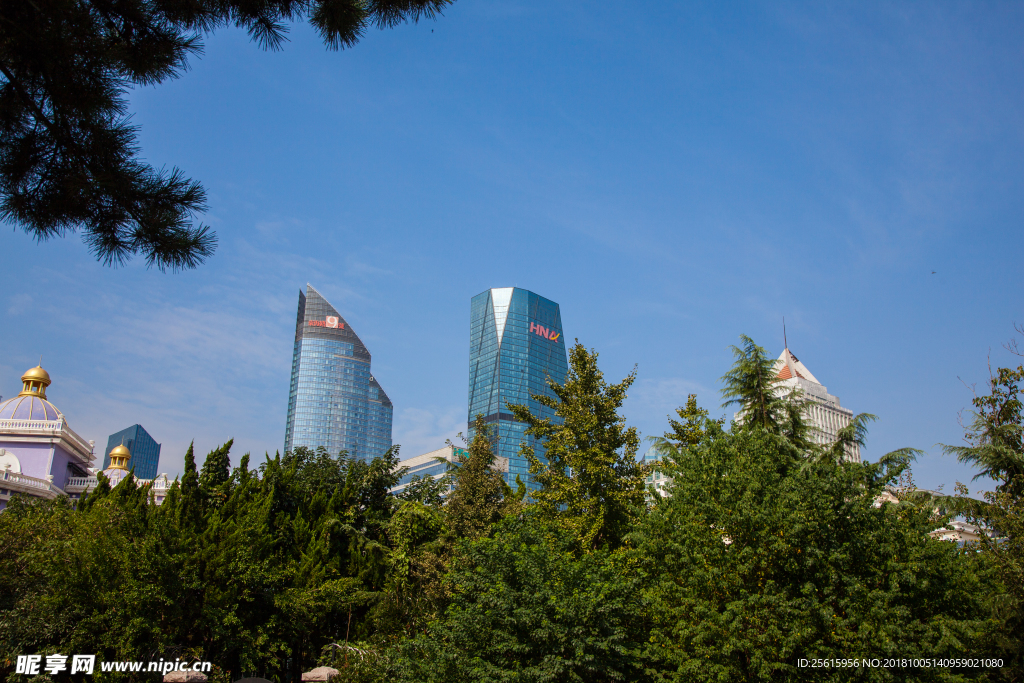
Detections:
445,415,512,541
943,361,1024,678
509,341,647,552
177,440,203,532
634,421,987,682
199,438,234,509
721,334,787,432
396,511,649,683
663,393,721,449
0,440,422,683
0,0,452,269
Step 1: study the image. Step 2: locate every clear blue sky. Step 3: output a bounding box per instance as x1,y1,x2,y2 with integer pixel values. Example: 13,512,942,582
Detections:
3,1,1022,494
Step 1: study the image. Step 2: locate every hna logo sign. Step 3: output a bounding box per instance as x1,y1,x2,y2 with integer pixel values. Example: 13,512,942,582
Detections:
530,322,561,342
308,316,343,329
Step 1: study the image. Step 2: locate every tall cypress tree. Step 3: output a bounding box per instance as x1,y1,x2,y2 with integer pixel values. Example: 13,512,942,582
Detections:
177,441,202,532
199,439,233,510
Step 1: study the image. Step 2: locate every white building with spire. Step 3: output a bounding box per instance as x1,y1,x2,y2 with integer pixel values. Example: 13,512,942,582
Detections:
773,347,860,462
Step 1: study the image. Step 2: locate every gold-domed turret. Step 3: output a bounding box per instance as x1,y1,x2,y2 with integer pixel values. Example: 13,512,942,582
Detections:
108,443,131,471
19,365,52,399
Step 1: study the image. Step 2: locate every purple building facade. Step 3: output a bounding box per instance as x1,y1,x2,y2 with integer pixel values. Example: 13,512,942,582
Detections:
0,365,96,510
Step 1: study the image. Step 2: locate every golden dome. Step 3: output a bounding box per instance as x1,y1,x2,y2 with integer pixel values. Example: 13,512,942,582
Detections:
108,443,131,471
18,365,52,399
22,365,51,383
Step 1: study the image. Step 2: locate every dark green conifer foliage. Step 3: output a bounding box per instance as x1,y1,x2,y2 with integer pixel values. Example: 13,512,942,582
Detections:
0,443,430,682
0,0,452,270
199,438,233,509
945,364,1024,500
77,470,111,511
177,440,202,532
720,334,787,433
509,341,647,552
199,439,233,489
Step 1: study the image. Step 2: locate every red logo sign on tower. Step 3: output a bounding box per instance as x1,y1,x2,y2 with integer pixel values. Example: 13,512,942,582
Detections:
530,322,561,342
308,316,344,329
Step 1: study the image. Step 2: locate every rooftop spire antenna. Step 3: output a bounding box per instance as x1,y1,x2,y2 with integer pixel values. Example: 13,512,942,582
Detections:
783,317,788,350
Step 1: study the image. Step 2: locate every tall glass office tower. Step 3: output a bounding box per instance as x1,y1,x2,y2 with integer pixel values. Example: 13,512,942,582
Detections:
102,424,161,480
284,284,393,462
468,288,568,486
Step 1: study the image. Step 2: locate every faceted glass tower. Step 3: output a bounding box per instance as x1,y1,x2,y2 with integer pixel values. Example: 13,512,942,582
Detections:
284,284,393,462
101,424,161,480
468,288,568,486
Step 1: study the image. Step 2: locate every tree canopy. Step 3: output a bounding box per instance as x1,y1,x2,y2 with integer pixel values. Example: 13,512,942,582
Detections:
509,341,647,552
1,335,1019,682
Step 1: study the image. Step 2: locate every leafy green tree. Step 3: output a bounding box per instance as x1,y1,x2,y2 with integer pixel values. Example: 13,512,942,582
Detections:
944,364,1024,499
633,420,987,682
396,511,649,683
0,0,452,269
663,393,722,449
370,499,448,640
509,341,647,552
944,361,1024,677
370,420,517,645
397,474,447,507
445,415,512,541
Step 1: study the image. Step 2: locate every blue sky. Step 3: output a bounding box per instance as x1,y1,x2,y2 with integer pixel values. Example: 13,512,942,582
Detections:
3,1,1022,494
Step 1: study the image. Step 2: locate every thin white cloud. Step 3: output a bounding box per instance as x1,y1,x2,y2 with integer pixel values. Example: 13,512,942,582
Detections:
7,293,32,316
392,405,465,461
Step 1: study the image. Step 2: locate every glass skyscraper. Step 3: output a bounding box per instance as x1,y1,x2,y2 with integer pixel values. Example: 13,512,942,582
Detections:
102,424,161,480
468,288,568,486
284,284,393,462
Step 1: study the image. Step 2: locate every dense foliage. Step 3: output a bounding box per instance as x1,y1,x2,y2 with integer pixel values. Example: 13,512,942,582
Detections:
637,422,986,682
509,342,647,552
1,339,1019,683
944,361,1024,679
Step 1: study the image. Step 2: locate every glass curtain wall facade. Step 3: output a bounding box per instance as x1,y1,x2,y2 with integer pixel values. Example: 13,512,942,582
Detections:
102,424,161,480
468,288,568,487
284,284,393,462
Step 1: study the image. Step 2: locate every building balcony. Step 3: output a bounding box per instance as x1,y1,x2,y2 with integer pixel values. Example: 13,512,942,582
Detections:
65,473,172,495
0,417,96,464
0,468,65,500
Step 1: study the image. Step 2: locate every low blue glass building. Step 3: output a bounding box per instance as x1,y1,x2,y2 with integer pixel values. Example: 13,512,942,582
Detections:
468,288,568,487
284,284,393,462
103,424,161,480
